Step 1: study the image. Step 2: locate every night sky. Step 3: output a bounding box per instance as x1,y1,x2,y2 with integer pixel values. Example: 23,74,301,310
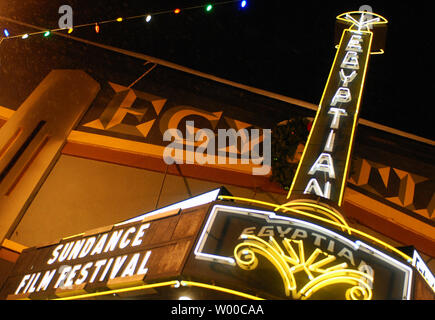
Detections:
1,0,433,140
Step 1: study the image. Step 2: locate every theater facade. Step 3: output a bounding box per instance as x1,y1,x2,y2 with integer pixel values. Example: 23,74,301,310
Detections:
0,11,433,300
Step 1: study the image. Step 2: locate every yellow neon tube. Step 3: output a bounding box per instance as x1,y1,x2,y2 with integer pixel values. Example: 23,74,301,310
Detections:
298,269,373,299
219,195,352,234
53,279,266,300
287,204,411,262
53,280,178,300
370,49,384,55
336,11,388,29
301,276,372,300
268,235,286,256
280,201,349,231
325,262,348,273
234,234,374,300
308,255,338,273
179,281,264,300
280,205,352,234
335,46,383,55
286,27,349,200
286,25,380,205
62,232,85,240
338,30,373,206
282,201,346,223
217,195,412,262
304,248,324,267
239,235,298,288
218,196,282,210
282,238,300,264
234,236,297,293
281,204,346,231
218,196,351,232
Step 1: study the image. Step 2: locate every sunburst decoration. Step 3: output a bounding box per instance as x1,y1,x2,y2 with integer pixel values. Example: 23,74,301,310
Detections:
234,234,373,300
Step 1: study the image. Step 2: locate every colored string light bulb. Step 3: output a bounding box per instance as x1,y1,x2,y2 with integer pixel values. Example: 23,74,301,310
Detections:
2,2,247,42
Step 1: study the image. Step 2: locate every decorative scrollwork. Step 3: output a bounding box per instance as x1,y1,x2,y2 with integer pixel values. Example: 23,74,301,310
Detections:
345,283,372,300
234,235,297,297
234,234,373,300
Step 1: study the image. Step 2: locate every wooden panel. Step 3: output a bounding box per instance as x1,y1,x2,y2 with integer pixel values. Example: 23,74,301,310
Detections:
146,240,192,281
141,216,179,246
172,207,208,240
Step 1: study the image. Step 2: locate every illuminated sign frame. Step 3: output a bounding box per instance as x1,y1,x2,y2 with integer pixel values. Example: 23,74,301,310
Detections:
287,29,372,206
194,204,413,300
287,12,388,206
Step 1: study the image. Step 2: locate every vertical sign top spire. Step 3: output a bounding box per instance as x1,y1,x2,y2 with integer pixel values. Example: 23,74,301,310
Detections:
337,11,388,32
286,11,387,208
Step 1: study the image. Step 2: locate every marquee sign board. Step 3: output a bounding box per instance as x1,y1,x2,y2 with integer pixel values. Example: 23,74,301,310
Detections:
0,200,417,300
288,28,373,206
188,203,413,300
0,205,209,300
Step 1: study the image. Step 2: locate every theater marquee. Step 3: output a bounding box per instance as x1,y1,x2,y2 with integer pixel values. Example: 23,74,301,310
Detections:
1,201,415,300
189,204,413,300
0,204,209,300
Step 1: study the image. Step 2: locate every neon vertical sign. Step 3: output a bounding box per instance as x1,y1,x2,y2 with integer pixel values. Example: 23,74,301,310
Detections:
287,12,388,206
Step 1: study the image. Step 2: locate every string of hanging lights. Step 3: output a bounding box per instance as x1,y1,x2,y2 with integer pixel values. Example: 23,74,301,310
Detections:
0,1,248,41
